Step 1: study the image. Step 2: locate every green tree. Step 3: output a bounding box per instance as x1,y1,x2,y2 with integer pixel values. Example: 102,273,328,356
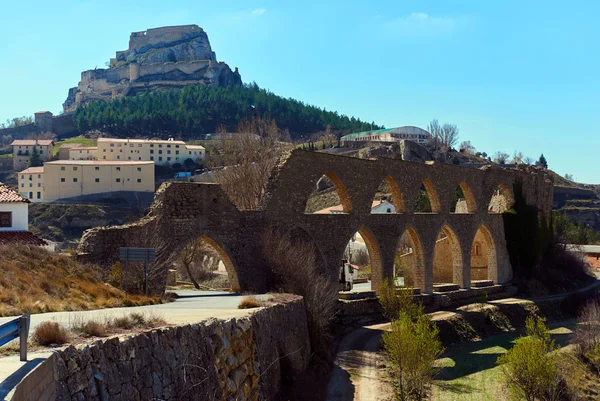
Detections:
383,312,443,400
536,154,548,169
497,315,561,401
27,146,42,167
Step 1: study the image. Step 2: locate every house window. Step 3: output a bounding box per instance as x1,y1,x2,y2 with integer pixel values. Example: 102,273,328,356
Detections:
150,144,154,148
116,178,121,183
167,150,171,155
0,212,12,228
110,143,115,147
138,144,142,148
103,156,106,160
137,167,141,172
116,167,121,171
95,167,100,171
167,144,171,148
159,157,163,161
37,192,41,199
175,151,179,155
95,178,100,183
29,183,32,188
167,157,171,161
150,150,154,154
73,167,77,171
117,156,120,160
60,178,65,182
159,150,163,154
150,156,154,161
103,149,106,152
61,166,65,171
29,192,33,199
73,178,78,183
38,183,41,187
137,178,142,183
20,183,24,188
159,144,162,148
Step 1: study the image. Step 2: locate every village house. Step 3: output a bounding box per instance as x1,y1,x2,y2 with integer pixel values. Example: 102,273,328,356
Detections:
18,160,155,202
72,138,206,166
10,139,55,170
0,183,47,246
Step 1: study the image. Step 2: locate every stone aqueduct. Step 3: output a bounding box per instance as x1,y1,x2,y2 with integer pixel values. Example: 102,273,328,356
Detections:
78,150,554,294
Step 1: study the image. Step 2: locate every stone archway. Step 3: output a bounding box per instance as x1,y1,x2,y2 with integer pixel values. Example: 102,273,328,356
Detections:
488,183,514,213
452,181,477,214
342,226,383,290
195,235,240,292
371,175,404,214
433,225,463,289
470,225,498,283
394,227,426,291
305,171,352,214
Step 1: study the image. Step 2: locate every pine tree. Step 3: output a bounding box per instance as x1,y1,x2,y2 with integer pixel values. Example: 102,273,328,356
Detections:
28,146,42,167
536,154,548,169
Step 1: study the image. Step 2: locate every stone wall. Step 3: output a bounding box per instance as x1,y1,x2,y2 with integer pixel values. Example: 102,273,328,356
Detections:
10,299,310,401
79,150,554,294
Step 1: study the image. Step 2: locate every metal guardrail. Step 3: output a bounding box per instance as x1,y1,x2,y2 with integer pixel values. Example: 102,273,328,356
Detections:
0,313,30,361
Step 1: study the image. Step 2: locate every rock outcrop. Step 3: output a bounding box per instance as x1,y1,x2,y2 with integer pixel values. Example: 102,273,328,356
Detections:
357,139,433,163
63,25,242,112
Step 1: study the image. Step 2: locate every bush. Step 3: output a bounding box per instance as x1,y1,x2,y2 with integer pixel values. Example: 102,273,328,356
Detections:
497,315,562,401
573,299,600,374
377,279,421,321
238,296,262,309
32,321,70,345
383,312,443,400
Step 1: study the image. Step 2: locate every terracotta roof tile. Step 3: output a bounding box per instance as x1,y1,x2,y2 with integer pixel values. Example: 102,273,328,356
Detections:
19,167,44,174
0,183,28,203
0,232,47,246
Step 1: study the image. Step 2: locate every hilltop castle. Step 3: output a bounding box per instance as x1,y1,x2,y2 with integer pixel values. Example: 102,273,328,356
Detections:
63,25,242,112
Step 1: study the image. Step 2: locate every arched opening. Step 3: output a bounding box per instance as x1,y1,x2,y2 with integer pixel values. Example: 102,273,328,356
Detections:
470,225,498,284
175,235,240,292
488,184,514,213
451,181,477,214
433,225,463,290
371,176,403,214
304,172,352,214
414,179,441,213
394,228,425,291
341,227,382,292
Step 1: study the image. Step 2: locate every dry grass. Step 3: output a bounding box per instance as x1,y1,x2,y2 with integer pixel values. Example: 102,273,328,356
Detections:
238,296,266,309
0,245,164,317
32,321,70,346
70,312,166,337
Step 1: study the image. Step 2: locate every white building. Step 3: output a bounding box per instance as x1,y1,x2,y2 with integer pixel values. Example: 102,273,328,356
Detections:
93,138,205,166
0,183,46,246
341,126,430,145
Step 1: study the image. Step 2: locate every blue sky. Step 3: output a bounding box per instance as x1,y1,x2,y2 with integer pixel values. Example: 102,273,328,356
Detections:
1,0,598,182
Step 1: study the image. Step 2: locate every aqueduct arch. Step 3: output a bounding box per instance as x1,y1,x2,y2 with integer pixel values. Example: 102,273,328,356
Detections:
78,150,554,295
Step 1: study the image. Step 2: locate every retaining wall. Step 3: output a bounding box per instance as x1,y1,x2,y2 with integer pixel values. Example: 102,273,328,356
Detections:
10,299,311,401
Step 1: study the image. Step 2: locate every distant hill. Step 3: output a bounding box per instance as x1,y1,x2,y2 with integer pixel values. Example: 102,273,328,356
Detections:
74,82,382,139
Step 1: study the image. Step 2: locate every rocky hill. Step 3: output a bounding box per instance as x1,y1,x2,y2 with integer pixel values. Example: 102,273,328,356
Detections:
63,25,241,112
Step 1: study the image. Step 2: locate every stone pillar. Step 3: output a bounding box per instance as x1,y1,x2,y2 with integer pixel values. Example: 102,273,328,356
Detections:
129,62,140,81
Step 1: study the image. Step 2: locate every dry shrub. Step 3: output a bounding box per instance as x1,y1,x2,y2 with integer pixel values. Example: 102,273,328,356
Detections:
71,319,107,337
238,296,262,309
32,321,70,346
108,312,166,330
212,116,288,210
573,299,600,373
353,248,369,267
261,227,337,358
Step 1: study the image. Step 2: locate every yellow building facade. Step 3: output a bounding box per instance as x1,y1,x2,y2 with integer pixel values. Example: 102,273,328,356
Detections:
94,138,205,166
11,140,54,171
18,161,155,202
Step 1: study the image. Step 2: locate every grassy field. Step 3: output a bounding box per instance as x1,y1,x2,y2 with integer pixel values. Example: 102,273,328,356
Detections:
431,321,576,401
52,136,95,155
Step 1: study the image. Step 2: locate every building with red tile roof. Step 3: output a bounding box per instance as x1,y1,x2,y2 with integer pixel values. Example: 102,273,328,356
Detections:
0,182,47,246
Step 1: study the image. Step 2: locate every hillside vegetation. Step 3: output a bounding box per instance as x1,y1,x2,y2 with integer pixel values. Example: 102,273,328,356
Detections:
0,245,162,316
74,82,381,139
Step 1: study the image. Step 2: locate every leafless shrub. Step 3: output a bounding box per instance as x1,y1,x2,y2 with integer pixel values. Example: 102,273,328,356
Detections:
353,248,369,267
573,299,600,373
32,321,70,345
261,227,337,358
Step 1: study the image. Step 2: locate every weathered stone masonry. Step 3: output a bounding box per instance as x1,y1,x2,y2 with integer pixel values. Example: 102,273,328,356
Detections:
78,150,554,294
11,299,310,401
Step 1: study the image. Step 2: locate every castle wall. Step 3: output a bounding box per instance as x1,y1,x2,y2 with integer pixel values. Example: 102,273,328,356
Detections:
129,25,204,52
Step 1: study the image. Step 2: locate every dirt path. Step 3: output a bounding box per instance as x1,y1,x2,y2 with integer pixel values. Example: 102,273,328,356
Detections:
326,324,394,401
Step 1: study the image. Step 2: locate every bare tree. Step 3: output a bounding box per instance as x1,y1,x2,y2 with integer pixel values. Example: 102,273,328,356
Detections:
523,156,534,165
213,116,283,210
427,119,443,150
459,140,475,155
440,123,459,149
180,238,202,289
511,151,525,165
493,151,510,164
